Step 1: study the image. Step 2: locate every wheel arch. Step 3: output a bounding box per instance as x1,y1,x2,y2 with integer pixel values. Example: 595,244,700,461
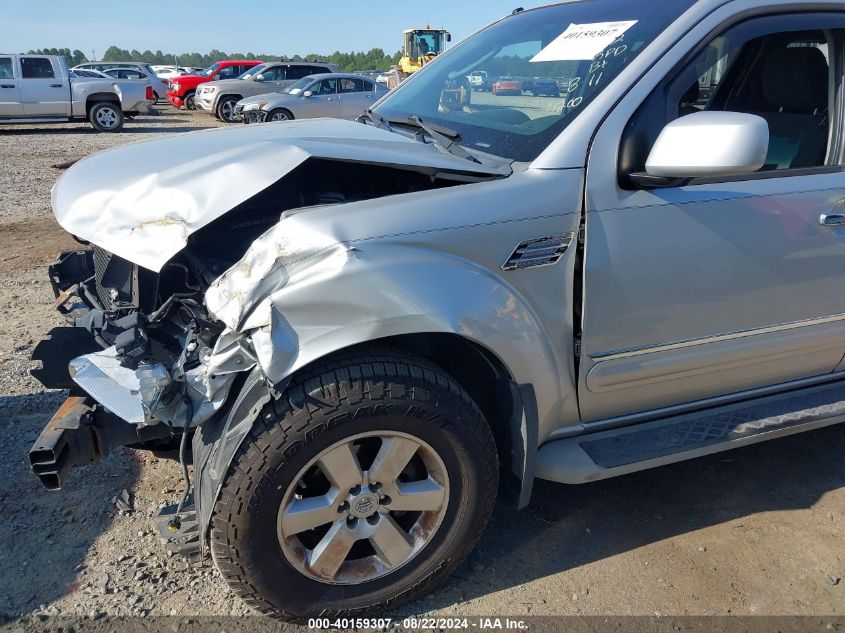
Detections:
194,331,539,553
348,332,539,511
214,92,242,110
85,93,120,114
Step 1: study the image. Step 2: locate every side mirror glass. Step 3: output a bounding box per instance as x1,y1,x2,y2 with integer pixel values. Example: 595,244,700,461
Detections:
254,73,265,82
303,90,313,98
447,33,452,43
644,111,769,179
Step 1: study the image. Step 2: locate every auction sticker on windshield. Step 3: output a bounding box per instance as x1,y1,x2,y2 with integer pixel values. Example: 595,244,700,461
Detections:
531,20,637,61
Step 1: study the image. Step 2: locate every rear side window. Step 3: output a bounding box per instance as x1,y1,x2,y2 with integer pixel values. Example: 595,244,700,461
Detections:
339,78,368,93
0,57,13,79
287,66,318,79
21,58,55,79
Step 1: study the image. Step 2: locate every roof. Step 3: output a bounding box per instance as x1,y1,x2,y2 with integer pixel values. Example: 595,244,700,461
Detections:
302,72,382,80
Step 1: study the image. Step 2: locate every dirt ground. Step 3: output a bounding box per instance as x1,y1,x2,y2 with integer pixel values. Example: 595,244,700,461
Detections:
0,108,843,624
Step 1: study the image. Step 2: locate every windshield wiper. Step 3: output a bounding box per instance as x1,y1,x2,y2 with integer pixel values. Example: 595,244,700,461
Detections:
392,114,482,165
356,108,393,133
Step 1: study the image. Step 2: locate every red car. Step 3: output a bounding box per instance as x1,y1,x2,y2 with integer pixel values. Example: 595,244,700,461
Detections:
166,60,263,109
491,77,523,96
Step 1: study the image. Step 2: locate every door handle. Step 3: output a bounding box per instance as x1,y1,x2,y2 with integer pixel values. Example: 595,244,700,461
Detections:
50,83,63,88
0,84,14,88
821,214,845,226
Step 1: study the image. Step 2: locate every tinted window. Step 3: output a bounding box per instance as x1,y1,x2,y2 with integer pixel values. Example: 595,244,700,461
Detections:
263,66,286,81
21,57,55,79
286,65,315,80
312,78,338,95
216,65,238,80
0,57,13,79
340,78,368,93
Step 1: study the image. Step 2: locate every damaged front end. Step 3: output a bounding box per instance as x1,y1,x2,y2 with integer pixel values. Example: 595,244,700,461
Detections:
31,119,508,558
30,243,247,487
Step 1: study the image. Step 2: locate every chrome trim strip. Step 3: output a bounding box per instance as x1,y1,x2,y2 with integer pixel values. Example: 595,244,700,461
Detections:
590,312,845,361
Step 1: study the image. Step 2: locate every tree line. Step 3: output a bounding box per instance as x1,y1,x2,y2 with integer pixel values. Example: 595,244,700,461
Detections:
27,46,402,72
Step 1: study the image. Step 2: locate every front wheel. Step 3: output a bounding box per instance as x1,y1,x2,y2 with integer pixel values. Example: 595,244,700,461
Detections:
88,102,124,132
210,351,498,621
266,108,293,122
183,91,196,110
216,96,239,122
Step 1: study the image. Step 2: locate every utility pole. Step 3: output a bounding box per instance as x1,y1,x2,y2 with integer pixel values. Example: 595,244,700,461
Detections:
91,49,96,62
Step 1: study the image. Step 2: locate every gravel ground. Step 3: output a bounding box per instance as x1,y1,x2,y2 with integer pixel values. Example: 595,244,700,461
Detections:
0,108,843,625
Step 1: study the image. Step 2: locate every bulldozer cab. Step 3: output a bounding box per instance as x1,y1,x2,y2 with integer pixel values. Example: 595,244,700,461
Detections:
403,28,450,66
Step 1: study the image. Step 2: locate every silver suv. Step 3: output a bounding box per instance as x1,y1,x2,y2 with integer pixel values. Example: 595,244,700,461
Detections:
32,0,845,622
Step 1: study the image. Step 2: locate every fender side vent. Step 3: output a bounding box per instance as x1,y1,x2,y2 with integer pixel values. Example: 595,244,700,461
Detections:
502,233,574,271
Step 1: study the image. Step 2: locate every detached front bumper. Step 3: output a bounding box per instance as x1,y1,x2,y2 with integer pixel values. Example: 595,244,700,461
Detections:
29,396,171,490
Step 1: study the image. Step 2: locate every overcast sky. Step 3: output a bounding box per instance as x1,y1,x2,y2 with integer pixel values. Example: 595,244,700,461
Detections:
1,0,536,58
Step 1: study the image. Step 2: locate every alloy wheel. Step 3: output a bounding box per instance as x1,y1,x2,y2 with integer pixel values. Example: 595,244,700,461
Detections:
277,431,449,585
95,106,119,130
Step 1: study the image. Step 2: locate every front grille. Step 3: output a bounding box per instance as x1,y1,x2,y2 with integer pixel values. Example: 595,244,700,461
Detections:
92,246,114,308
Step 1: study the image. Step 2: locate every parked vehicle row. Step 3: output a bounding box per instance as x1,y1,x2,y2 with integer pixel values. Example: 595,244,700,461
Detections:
470,72,563,97
194,61,337,121
0,54,153,131
165,59,263,110
235,73,388,123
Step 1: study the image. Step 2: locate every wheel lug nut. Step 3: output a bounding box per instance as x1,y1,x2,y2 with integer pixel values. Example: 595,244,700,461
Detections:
337,502,349,513
349,485,361,495
371,482,382,490
366,514,380,525
346,517,358,528
381,495,392,506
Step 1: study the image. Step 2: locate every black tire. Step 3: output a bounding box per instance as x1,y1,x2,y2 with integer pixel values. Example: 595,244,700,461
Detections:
210,349,498,622
216,95,239,123
184,91,196,110
88,101,124,132
153,91,160,103
266,107,294,122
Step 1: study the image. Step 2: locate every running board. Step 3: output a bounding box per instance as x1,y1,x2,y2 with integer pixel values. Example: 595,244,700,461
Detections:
537,379,845,484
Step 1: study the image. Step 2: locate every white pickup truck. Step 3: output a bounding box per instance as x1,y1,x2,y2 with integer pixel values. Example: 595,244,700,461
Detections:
0,54,153,132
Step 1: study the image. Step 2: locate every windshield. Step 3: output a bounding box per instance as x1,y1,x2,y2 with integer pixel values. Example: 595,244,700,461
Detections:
284,77,316,95
199,63,220,77
238,64,267,80
375,0,694,162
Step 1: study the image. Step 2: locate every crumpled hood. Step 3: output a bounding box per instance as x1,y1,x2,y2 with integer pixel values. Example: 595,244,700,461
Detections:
52,118,506,271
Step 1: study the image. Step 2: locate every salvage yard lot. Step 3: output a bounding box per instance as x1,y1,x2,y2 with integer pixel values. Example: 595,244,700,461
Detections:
0,107,843,620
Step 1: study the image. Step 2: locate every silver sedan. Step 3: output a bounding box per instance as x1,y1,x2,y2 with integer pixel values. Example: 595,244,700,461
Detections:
234,73,388,123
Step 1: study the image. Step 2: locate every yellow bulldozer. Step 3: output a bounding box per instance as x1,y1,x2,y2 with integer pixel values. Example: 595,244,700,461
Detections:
387,26,451,89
